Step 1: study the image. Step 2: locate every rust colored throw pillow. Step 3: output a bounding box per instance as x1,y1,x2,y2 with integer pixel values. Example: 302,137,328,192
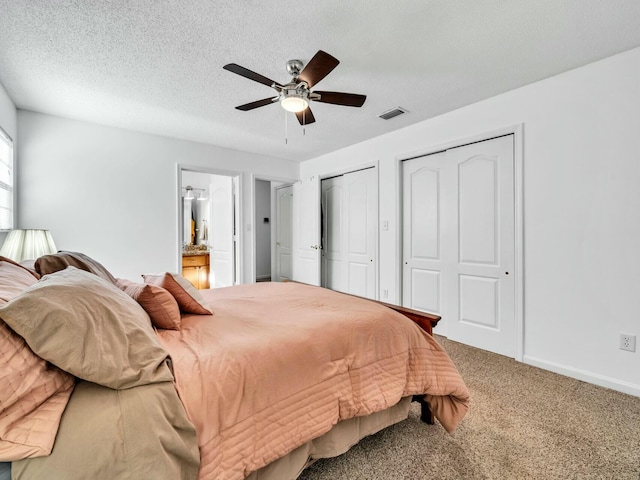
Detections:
0,267,173,390
116,278,182,330
142,273,212,315
34,251,116,284
0,259,75,461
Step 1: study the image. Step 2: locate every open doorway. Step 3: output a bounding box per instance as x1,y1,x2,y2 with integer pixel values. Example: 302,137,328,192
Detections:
180,168,240,289
255,179,271,282
253,178,294,283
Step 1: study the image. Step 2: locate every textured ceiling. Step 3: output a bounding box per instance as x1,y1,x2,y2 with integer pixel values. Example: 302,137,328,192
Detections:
1,1,639,162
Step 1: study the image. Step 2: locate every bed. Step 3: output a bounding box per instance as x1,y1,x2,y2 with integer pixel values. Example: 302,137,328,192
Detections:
0,252,470,479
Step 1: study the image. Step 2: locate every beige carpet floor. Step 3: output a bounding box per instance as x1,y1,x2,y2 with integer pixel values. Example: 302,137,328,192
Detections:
299,336,640,480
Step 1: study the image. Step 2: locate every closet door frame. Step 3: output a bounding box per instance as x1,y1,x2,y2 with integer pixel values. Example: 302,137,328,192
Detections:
397,125,524,361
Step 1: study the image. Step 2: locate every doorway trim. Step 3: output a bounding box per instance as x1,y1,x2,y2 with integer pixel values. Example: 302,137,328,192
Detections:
177,164,244,284
396,124,524,361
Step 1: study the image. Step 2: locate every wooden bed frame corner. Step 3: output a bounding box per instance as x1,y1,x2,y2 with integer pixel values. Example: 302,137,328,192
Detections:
375,300,440,335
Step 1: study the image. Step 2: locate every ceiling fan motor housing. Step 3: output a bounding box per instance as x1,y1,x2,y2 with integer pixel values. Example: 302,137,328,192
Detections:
286,59,304,77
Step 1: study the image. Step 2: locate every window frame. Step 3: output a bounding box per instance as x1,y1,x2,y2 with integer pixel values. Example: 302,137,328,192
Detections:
0,124,15,232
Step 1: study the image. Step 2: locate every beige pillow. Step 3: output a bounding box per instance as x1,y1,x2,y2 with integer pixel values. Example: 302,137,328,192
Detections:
116,278,182,330
0,267,173,390
35,251,116,284
0,259,74,461
142,272,212,315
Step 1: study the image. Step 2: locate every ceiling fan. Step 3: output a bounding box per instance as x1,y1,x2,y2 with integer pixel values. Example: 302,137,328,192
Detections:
223,50,366,125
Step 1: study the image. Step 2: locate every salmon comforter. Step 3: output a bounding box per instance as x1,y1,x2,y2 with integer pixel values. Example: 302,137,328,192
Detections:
157,282,470,480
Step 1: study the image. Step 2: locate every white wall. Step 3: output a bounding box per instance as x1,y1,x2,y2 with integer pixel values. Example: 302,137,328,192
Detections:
0,83,16,143
299,47,640,395
0,80,17,245
17,111,298,281
254,179,271,279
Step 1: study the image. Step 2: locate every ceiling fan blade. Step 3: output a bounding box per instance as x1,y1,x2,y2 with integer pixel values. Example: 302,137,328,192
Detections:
313,91,366,107
297,50,339,88
223,63,283,89
295,107,316,125
235,97,278,111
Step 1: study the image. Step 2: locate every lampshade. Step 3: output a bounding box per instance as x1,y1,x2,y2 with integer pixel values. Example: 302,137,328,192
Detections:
0,229,57,262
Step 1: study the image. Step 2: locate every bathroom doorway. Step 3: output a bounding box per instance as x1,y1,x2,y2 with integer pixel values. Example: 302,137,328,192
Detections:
179,168,240,288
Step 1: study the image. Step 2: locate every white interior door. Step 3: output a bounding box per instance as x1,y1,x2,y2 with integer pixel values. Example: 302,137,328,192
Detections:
402,151,447,332
275,185,293,282
403,135,515,357
446,136,515,356
233,176,240,285
321,168,378,299
292,178,321,285
343,168,377,299
210,175,234,288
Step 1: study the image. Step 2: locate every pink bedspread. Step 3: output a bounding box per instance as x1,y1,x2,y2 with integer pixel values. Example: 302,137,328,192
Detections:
157,282,469,480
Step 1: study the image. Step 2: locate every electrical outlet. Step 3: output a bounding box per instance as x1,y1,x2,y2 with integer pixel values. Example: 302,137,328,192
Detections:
382,289,389,299
620,333,636,352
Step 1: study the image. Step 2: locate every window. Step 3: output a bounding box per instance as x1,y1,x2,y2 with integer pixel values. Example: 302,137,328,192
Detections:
0,126,14,231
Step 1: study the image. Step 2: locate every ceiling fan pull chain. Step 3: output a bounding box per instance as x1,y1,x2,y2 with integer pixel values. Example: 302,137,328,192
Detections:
285,109,288,145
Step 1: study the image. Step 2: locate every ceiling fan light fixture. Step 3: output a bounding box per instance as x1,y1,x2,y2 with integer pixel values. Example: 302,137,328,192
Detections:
280,94,308,113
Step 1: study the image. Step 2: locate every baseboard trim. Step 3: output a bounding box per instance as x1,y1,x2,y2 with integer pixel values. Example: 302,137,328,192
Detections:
523,355,640,397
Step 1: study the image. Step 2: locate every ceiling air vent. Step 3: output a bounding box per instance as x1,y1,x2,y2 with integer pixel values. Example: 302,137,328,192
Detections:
378,106,408,120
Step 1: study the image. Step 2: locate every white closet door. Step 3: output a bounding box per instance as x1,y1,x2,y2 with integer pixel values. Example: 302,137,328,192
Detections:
343,168,378,299
402,151,447,332
275,185,293,282
445,135,515,356
322,167,378,299
402,135,515,357
321,176,346,292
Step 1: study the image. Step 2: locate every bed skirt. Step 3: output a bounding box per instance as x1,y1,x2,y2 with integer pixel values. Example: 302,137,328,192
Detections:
247,396,412,480
3,397,412,480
